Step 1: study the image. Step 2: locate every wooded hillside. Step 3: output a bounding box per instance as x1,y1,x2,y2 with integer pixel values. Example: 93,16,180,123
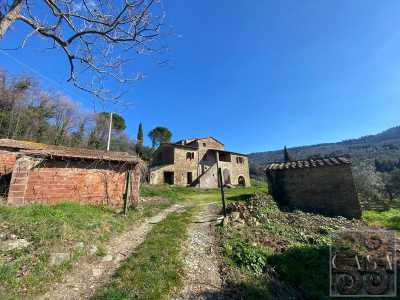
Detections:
248,126,400,208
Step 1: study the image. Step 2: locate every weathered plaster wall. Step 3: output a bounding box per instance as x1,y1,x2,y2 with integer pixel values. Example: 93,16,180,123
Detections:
198,163,219,188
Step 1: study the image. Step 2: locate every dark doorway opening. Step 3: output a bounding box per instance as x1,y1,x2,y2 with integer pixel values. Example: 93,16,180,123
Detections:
223,169,231,185
238,176,246,187
164,171,174,185
0,173,12,200
187,172,193,185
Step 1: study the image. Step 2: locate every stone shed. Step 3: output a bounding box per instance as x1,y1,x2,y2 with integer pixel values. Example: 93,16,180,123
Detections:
265,157,361,219
0,139,142,207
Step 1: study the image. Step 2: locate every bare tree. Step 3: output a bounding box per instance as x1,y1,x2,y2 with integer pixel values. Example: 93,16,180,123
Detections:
50,95,78,145
0,0,165,100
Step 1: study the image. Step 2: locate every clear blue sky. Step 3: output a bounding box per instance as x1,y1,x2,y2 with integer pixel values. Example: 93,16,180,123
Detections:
1,0,399,154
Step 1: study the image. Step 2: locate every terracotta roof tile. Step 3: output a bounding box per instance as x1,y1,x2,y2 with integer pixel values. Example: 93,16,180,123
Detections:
0,139,140,163
265,156,351,171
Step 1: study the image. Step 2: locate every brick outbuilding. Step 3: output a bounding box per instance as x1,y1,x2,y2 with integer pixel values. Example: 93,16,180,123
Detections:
0,139,142,207
265,157,362,219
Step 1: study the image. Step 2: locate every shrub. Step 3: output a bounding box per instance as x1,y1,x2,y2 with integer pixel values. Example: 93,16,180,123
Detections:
225,239,272,275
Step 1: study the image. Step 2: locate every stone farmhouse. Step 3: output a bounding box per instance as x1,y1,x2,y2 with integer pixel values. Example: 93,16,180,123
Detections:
265,156,361,219
0,139,142,207
149,137,250,188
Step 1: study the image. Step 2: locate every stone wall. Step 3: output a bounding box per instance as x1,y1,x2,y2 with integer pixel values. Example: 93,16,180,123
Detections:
149,164,175,185
149,147,199,186
7,156,140,208
267,164,361,219
148,138,251,188
229,154,251,187
190,137,224,151
151,145,174,166
173,147,199,185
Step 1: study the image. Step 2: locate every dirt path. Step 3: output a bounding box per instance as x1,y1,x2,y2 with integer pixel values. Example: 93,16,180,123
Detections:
173,203,224,300
36,204,185,300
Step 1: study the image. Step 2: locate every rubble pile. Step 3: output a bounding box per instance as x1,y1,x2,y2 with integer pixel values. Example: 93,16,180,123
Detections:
225,192,368,252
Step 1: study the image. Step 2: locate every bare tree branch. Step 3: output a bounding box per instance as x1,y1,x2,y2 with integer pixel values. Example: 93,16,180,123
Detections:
0,0,166,102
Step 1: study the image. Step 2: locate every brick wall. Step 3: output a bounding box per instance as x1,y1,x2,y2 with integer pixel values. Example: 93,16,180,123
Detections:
0,150,17,175
7,156,140,208
267,165,361,219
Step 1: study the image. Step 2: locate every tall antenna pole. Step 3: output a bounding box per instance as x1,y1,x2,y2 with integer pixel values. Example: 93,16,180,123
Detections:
107,112,113,151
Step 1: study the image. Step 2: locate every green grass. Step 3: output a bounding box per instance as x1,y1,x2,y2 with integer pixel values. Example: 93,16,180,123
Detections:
0,180,266,299
218,192,371,300
0,201,170,299
92,208,194,300
140,178,267,206
363,208,400,231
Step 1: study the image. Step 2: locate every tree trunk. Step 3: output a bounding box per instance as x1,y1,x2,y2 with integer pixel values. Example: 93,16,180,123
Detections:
0,0,24,39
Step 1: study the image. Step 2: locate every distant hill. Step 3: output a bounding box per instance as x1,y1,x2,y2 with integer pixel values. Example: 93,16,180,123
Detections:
248,126,400,168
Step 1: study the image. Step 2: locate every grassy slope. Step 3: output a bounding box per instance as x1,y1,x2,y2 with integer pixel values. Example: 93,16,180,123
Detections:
363,209,400,232
0,181,265,299
220,193,400,300
0,201,171,299
90,182,266,299
140,179,267,206
92,208,194,300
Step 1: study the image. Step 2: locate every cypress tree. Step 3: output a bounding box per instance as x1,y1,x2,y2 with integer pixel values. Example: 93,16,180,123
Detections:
284,146,292,162
137,123,144,146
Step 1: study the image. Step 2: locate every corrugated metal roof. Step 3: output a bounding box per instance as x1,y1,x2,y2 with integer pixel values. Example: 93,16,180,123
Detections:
0,139,140,163
265,156,351,171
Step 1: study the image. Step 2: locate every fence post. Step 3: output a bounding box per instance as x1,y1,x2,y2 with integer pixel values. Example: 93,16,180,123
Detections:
123,169,131,216
218,167,226,218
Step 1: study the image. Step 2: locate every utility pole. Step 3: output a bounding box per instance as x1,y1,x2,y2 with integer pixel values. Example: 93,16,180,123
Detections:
107,112,113,151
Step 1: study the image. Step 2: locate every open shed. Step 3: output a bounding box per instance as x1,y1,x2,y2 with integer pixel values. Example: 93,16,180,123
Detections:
0,139,142,207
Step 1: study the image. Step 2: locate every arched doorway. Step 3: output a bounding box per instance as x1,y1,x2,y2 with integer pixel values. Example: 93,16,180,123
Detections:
238,176,245,187
223,169,231,185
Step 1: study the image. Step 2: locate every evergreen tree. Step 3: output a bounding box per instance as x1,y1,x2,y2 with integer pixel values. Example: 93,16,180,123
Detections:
148,127,172,148
284,146,292,162
137,123,144,146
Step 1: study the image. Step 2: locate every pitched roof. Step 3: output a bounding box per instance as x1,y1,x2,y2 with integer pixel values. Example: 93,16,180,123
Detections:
265,156,351,171
160,142,198,150
0,139,140,163
175,136,224,146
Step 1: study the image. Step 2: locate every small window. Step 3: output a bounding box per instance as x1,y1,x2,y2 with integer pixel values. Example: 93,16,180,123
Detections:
203,142,206,147
186,152,194,160
236,157,244,164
